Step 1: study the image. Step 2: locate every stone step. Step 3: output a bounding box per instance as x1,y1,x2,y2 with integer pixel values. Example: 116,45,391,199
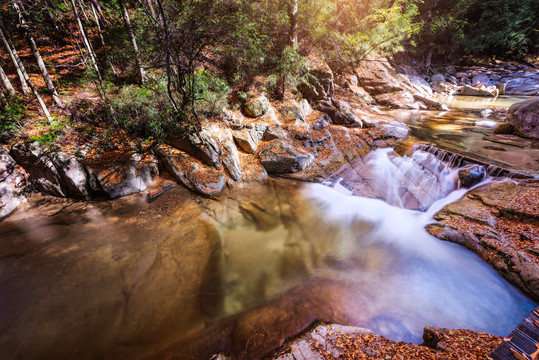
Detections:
489,307,539,360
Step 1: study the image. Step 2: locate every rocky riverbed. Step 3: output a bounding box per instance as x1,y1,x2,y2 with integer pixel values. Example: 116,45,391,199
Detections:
1,56,538,360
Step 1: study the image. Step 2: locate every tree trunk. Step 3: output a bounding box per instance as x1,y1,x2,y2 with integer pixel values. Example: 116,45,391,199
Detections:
0,24,51,122
69,0,103,83
119,0,146,85
12,1,63,107
90,1,118,76
288,0,299,48
155,0,178,111
0,58,16,96
0,88,7,108
0,23,30,94
147,0,157,21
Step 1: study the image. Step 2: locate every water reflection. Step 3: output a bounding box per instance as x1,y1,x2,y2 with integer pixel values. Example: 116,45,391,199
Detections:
388,95,539,172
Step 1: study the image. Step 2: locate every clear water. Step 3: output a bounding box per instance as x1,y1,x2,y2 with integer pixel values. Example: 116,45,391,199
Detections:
388,95,539,173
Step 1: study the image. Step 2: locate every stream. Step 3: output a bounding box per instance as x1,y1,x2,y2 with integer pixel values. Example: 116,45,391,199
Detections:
389,95,539,173
0,97,537,359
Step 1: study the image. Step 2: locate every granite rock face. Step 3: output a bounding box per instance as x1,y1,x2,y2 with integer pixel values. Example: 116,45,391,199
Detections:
0,146,27,220
427,179,539,300
506,97,539,140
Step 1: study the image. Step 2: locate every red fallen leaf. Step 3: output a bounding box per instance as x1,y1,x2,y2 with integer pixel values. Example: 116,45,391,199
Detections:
504,336,513,342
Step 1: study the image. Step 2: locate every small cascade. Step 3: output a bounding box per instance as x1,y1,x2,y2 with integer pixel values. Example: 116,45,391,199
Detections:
336,147,488,210
415,143,535,179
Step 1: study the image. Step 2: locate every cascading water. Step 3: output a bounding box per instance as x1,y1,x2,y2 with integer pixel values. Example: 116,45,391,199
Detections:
216,147,534,344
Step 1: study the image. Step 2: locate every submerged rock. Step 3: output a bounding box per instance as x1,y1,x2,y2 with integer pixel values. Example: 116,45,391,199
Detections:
458,164,486,188
259,139,315,173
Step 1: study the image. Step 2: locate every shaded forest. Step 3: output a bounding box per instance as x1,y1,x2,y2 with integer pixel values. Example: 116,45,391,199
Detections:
0,0,537,141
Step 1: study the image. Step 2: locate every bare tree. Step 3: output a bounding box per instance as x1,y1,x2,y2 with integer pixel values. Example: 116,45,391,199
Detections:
0,56,16,97
0,24,52,122
118,0,146,84
288,0,298,48
69,0,103,83
89,0,118,76
0,22,30,94
12,1,63,107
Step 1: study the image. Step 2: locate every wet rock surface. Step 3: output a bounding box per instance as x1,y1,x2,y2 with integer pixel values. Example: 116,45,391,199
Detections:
505,97,539,140
427,179,539,300
0,146,28,219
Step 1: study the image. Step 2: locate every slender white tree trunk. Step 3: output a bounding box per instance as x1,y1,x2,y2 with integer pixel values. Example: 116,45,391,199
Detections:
0,23,30,94
90,1,118,76
69,0,103,83
0,26,51,121
119,0,146,84
288,0,299,48
12,1,63,107
0,58,16,96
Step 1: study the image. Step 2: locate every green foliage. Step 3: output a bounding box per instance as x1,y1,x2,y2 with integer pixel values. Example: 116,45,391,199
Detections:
0,98,26,141
412,0,538,60
29,117,70,145
191,69,230,116
461,0,538,57
106,83,173,140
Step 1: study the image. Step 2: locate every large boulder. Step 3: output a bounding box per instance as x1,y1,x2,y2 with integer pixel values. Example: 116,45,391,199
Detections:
298,67,335,102
471,73,492,87
0,147,27,220
458,85,497,97
259,139,315,173
504,72,539,96
278,99,313,122
233,129,259,153
407,75,433,97
11,141,158,200
317,100,363,127
374,91,420,110
505,97,539,139
155,145,226,197
215,128,242,181
83,148,159,199
10,142,90,198
243,95,271,118
167,129,221,169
